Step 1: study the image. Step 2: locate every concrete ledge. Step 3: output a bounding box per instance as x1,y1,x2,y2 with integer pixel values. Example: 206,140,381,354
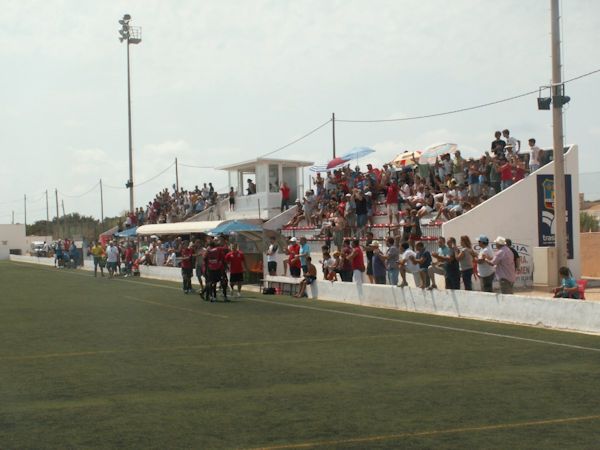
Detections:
307,280,600,335
10,254,57,266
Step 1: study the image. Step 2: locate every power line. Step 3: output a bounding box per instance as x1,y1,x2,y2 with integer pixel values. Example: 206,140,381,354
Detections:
259,119,332,158
136,162,175,187
337,67,600,123
179,163,214,169
103,162,176,190
58,182,100,198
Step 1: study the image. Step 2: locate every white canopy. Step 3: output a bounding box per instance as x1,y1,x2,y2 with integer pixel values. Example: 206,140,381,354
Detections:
136,221,224,236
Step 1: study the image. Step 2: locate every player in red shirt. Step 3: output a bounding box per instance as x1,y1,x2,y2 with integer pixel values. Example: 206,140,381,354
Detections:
204,240,228,302
124,243,134,277
180,241,194,294
225,243,248,297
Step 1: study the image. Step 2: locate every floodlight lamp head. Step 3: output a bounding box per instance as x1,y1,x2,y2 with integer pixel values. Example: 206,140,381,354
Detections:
537,97,552,110
123,14,131,21
119,20,125,25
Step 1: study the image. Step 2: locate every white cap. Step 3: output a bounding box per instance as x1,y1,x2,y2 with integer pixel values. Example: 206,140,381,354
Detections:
290,237,297,242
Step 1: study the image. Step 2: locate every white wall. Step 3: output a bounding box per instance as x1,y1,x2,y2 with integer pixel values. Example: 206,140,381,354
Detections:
442,145,580,285
0,224,27,255
303,279,600,335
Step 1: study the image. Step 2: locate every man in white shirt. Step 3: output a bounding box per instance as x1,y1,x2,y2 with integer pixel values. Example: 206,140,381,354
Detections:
527,138,542,172
105,241,119,278
266,236,279,275
502,129,521,154
476,235,495,292
399,242,420,287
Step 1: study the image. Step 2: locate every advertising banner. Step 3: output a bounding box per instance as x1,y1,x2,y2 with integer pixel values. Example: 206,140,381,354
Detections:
537,174,573,259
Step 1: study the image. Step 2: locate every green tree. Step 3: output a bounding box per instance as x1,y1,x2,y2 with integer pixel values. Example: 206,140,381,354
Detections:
580,212,599,232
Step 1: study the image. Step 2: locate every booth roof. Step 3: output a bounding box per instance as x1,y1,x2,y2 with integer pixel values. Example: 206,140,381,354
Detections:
136,221,225,236
215,157,314,172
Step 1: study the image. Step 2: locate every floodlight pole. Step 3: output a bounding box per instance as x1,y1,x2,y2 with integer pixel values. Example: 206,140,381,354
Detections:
551,0,567,270
119,14,141,214
126,40,134,213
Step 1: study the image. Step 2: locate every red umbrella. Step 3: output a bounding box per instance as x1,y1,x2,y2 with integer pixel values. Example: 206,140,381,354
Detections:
326,156,350,170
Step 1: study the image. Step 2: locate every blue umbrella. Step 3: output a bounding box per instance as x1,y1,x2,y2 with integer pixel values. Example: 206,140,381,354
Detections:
209,220,262,235
114,227,137,238
340,146,376,162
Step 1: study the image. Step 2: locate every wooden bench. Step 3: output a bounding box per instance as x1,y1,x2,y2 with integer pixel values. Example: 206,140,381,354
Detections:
263,275,302,296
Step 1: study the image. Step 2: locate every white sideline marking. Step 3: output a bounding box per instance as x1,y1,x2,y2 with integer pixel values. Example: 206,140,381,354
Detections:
9,261,600,353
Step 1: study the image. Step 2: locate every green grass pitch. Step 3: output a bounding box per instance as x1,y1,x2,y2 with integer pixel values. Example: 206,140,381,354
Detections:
1,260,600,449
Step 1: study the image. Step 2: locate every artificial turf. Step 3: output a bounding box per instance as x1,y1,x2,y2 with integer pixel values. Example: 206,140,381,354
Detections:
1,260,600,449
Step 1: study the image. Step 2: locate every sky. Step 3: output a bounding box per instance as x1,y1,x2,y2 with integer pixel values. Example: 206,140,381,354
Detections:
1,0,600,224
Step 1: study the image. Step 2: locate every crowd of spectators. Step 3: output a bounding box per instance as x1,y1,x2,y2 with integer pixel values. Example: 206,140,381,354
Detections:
285,129,547,235
277,233,521,296
278,129,548,294
123,183,222,228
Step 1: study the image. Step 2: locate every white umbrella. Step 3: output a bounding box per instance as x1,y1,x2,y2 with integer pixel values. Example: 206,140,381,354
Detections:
419,143,458,164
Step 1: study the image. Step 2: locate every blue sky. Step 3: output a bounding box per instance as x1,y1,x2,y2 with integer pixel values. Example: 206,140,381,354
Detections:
1,0,599,222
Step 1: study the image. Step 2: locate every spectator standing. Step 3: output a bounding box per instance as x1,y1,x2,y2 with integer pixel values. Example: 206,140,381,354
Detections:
490,236,516,294
229,187,236,211
280,182,291,211
386,181,400,225
491,131,506,156
246,179,256,195
457,235,476,290
339,239,353,282
414,241,432,288
506,238,521,272
298,237,311,274
266,236,278,275
348,239,365,285
443,238,461,290
288,237,302,278
502,129,521,154
371,242,387,285
364,231,375,283
476,235,495,292
428,237,449,290
384,237,400,286
528,138,542,172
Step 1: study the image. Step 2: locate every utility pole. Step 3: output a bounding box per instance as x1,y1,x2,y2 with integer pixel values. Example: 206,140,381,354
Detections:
45,190,50,236
61,200,67,238
332,112,336,158
12,211,14,224
551,0,567,270
24,194,27,228
100,179,105,227
175,157,179,192
55,189,60,238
